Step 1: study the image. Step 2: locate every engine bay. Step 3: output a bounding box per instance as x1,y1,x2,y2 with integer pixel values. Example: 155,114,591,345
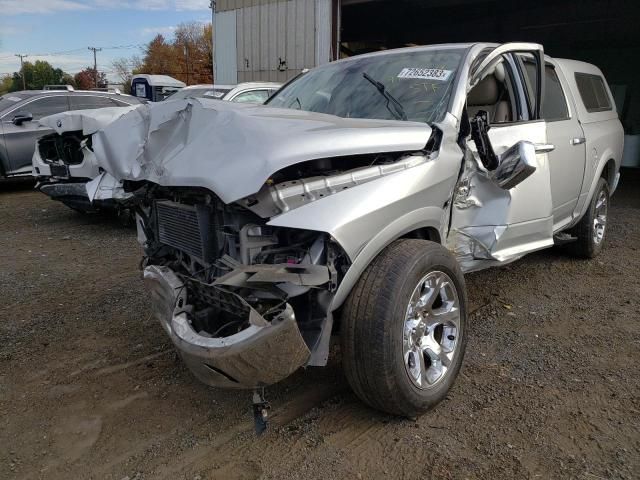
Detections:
131,183,347,353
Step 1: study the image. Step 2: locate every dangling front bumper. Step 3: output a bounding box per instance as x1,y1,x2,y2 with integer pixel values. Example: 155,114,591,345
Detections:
143,265,311,389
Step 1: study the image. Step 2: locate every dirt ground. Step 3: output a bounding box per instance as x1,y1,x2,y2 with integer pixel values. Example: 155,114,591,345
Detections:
1,172,639,480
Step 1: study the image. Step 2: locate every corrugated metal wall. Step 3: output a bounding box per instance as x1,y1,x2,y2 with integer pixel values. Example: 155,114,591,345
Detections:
235,0,316,82
214,0,332,83
315,0,332,66
217,0,285,13
214,10,238,84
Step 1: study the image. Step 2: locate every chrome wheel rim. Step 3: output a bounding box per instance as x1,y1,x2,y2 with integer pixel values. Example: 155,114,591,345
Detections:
403,271,461,390
593,189,608,245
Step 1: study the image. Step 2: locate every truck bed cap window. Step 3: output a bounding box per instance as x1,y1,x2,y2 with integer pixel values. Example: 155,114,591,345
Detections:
575,73,612,113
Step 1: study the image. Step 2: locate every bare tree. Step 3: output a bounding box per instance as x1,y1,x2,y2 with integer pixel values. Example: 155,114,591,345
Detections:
138,23,213,85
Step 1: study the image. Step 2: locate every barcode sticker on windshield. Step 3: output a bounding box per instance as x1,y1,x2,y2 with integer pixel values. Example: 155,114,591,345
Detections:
398,68,453,81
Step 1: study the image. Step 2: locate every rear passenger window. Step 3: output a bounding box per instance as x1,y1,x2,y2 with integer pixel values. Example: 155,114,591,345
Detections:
25,96,69,120
521,59,539,117
520,60,569,121
543,66,569,121
575,73,612,113
70,96,121,110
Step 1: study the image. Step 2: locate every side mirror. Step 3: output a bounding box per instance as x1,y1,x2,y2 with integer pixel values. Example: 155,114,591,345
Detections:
492,141,537,190
12,112,33,126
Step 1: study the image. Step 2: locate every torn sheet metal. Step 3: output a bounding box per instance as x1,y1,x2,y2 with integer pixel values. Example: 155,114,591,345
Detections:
143,265,311,388
85,172,133,203
245,153,430,217
215,264,331,288
81,98,432,204
448,123,554,272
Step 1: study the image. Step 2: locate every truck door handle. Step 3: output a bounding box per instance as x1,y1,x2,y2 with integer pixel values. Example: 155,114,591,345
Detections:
571,137,586,146
534,143,555,154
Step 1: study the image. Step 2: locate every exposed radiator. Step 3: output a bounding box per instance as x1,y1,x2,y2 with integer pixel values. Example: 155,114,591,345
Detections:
155,200,216,263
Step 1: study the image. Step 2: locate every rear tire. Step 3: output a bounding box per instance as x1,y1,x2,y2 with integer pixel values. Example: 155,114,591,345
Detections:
341,239,468,417
565,178,610,258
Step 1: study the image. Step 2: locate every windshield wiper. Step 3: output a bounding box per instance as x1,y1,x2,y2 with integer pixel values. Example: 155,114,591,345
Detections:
362,72,408,121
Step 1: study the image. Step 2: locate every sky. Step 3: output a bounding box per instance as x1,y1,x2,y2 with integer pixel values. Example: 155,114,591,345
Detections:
0,0,212,81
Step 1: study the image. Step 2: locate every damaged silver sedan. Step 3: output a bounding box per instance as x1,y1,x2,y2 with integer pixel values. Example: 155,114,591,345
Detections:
42,42,623,419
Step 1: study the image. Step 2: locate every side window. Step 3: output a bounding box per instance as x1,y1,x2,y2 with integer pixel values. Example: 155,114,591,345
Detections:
70,96,119,110
231,90,270,104
518,55,542,119
25,96,69,120
467,57,519,124
543,66,570,121
574,73,612,113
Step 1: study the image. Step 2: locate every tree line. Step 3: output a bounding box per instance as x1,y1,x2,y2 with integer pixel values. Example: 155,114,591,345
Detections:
0,22,213,94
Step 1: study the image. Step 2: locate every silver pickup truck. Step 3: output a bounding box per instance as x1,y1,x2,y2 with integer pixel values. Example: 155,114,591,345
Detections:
40,42,623,419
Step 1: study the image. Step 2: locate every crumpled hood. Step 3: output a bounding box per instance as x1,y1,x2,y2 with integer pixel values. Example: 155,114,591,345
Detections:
55,98,433,204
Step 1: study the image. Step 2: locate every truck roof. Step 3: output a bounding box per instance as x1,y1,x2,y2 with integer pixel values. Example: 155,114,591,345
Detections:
131,75,186,88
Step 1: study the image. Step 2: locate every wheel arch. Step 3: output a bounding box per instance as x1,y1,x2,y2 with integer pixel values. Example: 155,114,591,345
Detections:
600,157,616,190
400,226,442,244
574,151,619,225
330,206,447,312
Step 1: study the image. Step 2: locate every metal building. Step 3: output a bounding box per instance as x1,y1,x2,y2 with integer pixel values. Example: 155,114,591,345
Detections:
214,0,334,84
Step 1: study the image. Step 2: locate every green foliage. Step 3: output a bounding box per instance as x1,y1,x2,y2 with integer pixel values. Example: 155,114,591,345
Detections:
10,60,71,91
0,75,13,94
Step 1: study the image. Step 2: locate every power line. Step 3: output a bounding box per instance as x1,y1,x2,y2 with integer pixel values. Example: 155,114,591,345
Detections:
0,44,144,62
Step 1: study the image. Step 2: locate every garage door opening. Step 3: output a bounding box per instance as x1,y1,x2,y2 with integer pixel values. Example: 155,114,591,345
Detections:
339,0,640,150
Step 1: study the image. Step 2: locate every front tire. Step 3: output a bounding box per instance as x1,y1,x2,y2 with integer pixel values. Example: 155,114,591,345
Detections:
566,177,610,258
341,239,468,417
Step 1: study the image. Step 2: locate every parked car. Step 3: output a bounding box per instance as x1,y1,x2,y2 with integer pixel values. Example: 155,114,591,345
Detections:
33,82,282,212
0,89,142,179
38,43,623,419
166,82,282,103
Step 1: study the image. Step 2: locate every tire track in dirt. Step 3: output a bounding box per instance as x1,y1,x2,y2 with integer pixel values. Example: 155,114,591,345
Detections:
153,382,346,479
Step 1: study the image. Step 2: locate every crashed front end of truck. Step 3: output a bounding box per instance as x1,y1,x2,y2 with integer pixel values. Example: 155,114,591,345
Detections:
127,141,443,388
65,92,444,393
137,183,343,388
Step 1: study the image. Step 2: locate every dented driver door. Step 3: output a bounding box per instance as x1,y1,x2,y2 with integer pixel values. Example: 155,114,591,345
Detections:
448,43,556,272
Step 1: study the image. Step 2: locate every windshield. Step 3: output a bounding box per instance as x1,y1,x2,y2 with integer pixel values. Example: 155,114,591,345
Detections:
0,94,28,113
166,87,232,101
166,88,210,101
267,47,466,124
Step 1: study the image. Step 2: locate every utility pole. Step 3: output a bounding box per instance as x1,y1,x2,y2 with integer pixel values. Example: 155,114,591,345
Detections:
184,44,190,85
210,0,216,83
15,54,28,90
87,46,102,88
